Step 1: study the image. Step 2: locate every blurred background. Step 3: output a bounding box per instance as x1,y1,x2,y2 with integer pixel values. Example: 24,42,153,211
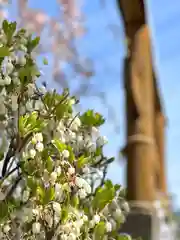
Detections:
3,0,180,213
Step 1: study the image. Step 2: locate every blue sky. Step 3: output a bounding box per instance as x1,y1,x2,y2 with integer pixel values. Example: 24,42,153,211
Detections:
9,0,180,208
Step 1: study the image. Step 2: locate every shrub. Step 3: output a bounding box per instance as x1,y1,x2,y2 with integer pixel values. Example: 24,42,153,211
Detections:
0,20,131,240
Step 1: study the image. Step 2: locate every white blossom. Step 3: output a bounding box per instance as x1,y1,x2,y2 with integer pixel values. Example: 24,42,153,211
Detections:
29,148,36,158
53,202,61,216
12,76,20,85
16,55,26,66
22,189,30,202
113,208,122,221
34,133,43,142
96,136,108,147
32,222,41,234
35,142,44,152
78,188,87,199
56,166,62,176
106,221,112,232
68,232,77,240
4,75,11,85
50,172,58,183
68,167,75,175
93,214,100,224
62,149,70,158
3,224,10,233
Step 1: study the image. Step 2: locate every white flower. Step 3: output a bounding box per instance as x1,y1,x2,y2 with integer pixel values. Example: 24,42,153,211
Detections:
109,218,117,231
12,77,20,85
62,149,70,158
87,142,96,153
74,117,81,126
57,121,65,131
83,181,91,194
35,142,44,152
16,55,26,66
22,189,30,202
29,148,36,158
106,221,112,232
2,58,14,75
19,45,27,52
122,201,130,213
96,136,108,147
32,222,41,234
53,202,61,216
55,183,63,200
56,166,62,176
75,177,83,188
113,208,122,221
32,208,40,217
93,214,100,224
78,188,87,199
68,167,75,175
61,233,68,240
83,215,88,222
3,224,10,233
4,75,11,85
44,214,53,228
68,233,77,240
82,166,90,174
50,172,57,183
91,126,99,137
89,220,95,228
35,133,43,142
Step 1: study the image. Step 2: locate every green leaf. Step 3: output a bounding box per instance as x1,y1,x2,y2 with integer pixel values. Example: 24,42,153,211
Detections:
28,36,40,52
71,195,79,208
80,110,105,127
105,180,113,189
0,46,10,57
117,234,132,240
2,20,16,43
94,221,106,240
0,201,9,222
93,186,115,210
76,155,89,169
61,208,68,223
2,20,9,34
55,103,68,120
46,156,54,172
19,65,40,84
52,138,66,152
27,176,37,195
37,186,45,202
43,186,55,204
114,184,121,191
18,115,25,136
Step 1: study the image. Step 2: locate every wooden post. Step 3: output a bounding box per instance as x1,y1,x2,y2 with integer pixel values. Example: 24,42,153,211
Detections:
118,0,156,204
155,111,167,195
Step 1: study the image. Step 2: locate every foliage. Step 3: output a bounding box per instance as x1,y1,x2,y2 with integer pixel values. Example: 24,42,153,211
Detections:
0,20,131,240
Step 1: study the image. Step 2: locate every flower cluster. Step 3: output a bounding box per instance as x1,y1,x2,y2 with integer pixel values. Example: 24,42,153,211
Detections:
0,20,131,240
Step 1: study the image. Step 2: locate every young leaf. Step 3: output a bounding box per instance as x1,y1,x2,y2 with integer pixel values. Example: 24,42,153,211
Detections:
0,46,10,57
94,222,106,240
